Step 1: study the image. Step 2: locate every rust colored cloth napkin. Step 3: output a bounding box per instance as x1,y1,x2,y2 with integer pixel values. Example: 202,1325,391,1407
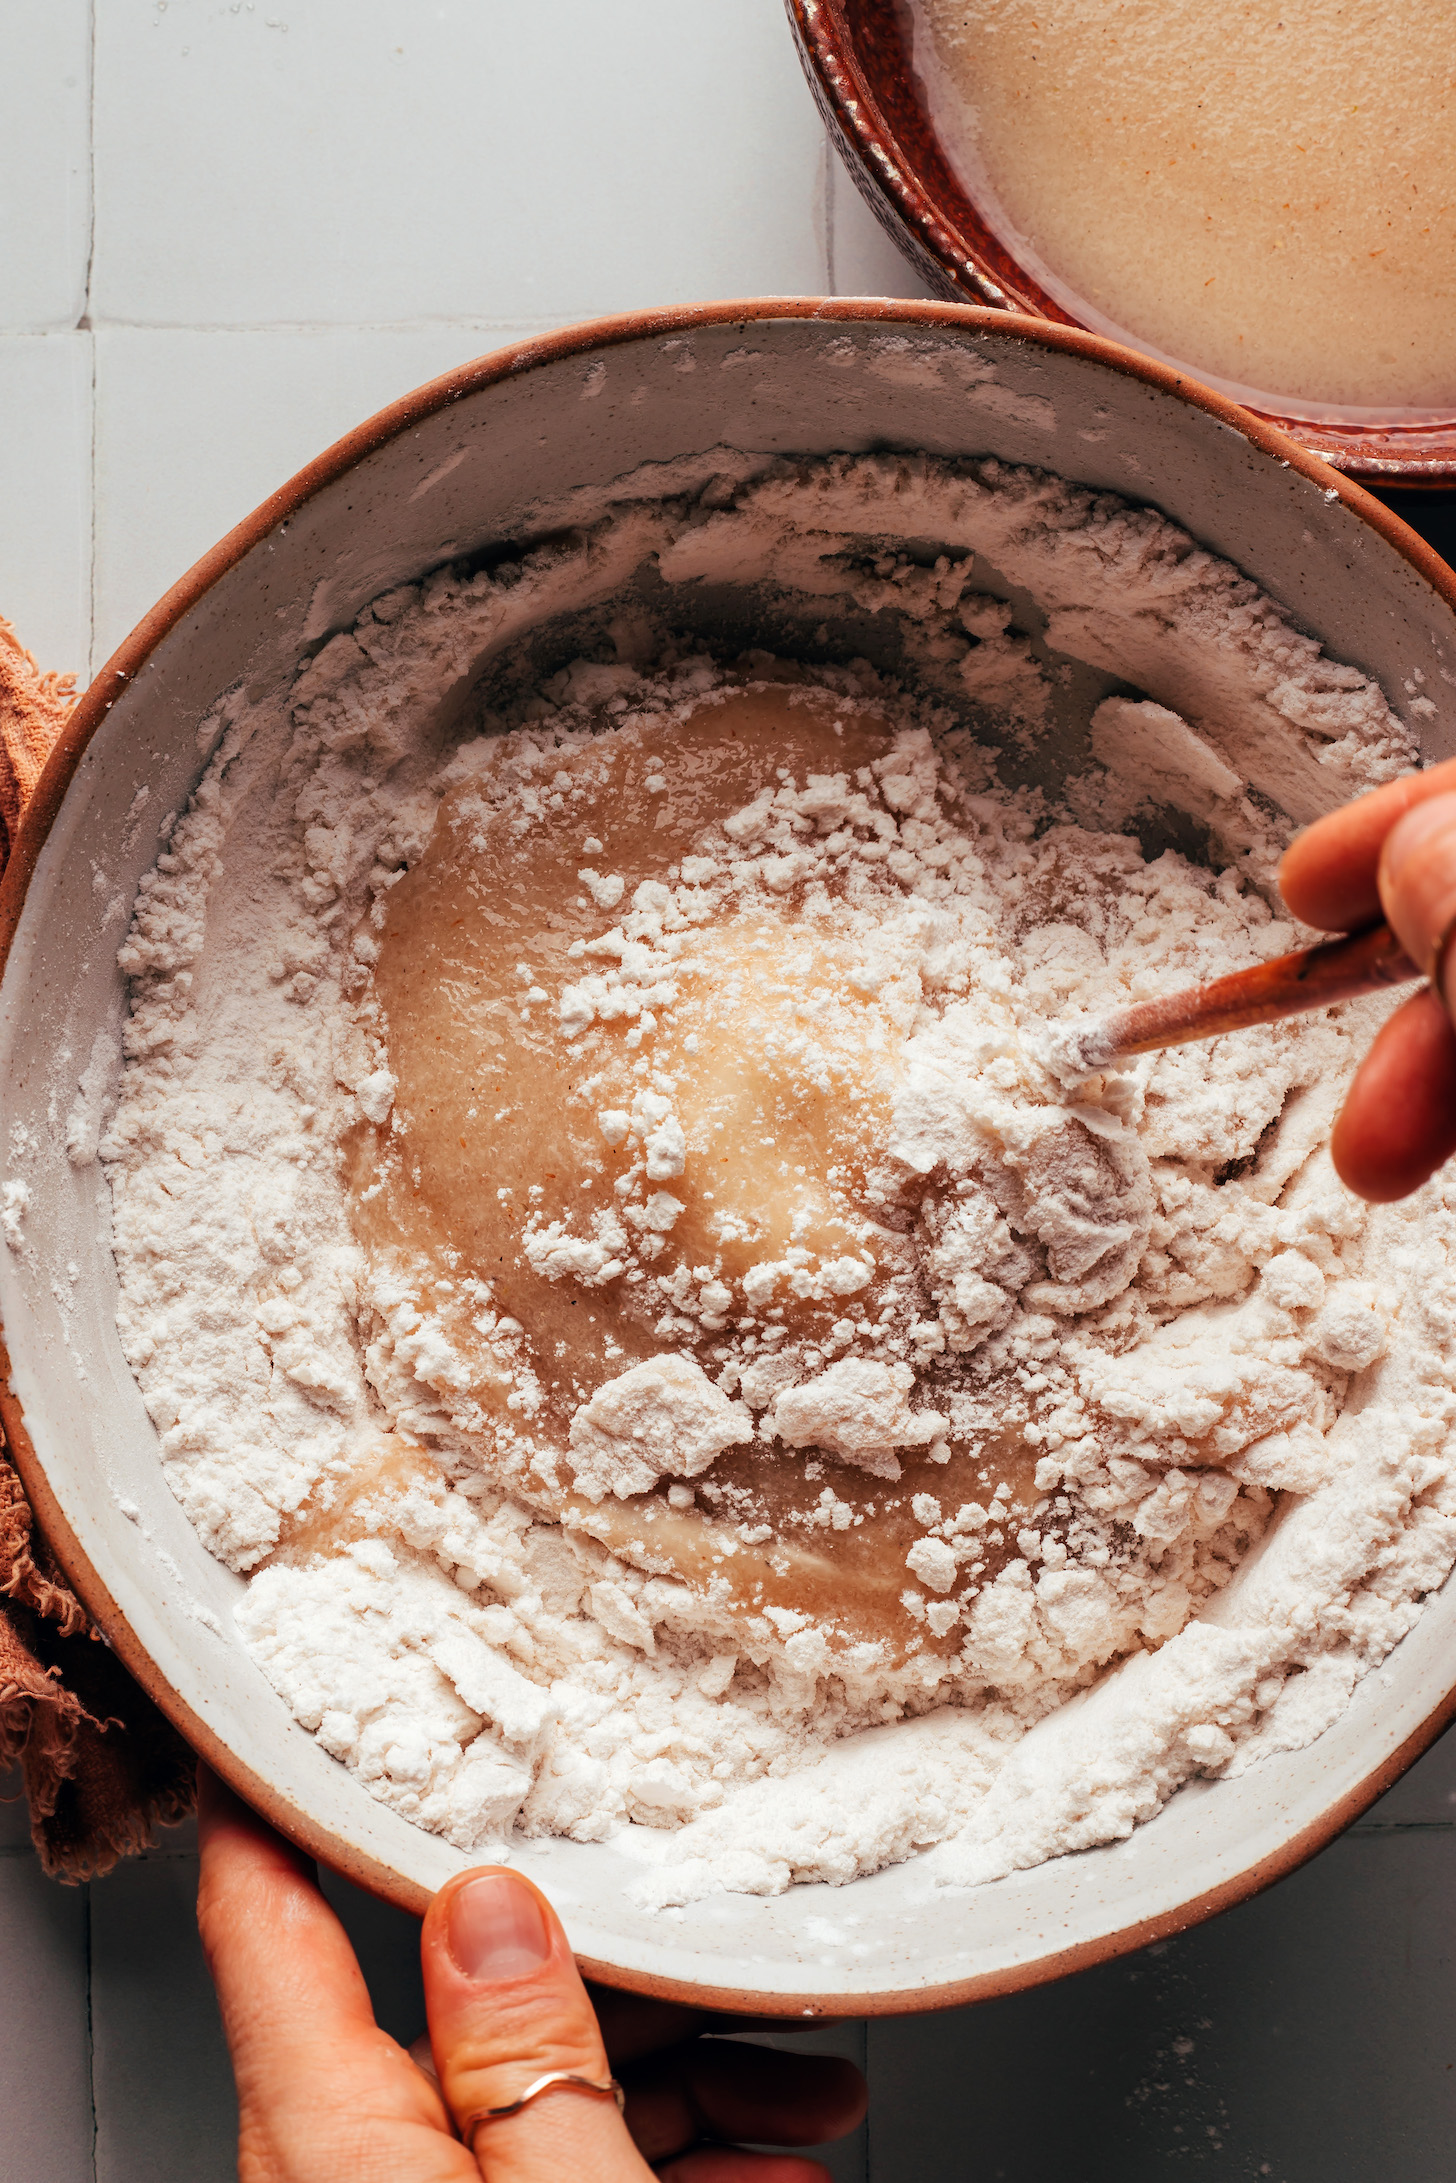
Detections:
0,615,196,1878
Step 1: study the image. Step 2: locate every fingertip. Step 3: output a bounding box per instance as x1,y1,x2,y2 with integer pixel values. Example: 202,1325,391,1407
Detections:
1331,986,1456,1202
657,2153,837,2183
812,2053,869,2137
1279,811,1385,933
423,1865,566,1984
195,1764,314,1887
1279,761,1456,935
687,2045,868,2146
1278,826,1352,932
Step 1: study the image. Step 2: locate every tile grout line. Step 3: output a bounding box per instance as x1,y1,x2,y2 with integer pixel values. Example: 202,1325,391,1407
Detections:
84,1879,98,2183
1347,1819,1456,1834
81,0,96,317
69,313,780,335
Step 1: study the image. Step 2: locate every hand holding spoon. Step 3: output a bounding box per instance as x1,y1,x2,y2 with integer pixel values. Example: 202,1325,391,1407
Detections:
1054,756,1456,1203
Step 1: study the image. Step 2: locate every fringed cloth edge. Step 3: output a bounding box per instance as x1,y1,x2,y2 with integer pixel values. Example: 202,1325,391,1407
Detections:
0,616,197,1877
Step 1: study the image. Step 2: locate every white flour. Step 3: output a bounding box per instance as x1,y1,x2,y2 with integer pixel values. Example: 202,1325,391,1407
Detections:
97,452,1456,1906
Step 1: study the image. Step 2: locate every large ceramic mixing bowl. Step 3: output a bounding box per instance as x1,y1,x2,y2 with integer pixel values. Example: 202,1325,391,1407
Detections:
4,301,1456,2014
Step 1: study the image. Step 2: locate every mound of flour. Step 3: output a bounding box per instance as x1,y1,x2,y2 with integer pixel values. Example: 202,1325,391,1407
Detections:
95,451,1456,1905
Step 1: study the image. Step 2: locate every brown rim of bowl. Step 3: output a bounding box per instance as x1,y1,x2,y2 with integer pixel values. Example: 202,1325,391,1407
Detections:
787,0,1456,484
4,296,1456,2016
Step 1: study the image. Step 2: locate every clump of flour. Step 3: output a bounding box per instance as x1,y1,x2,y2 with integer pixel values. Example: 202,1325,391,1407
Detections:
97,450,1456,1908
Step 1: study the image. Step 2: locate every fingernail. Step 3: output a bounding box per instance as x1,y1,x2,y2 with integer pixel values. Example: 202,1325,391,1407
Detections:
447,1874,552,1982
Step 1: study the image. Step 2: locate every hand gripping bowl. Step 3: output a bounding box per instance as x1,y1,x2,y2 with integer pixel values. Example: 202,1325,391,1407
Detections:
5,300,1456,2016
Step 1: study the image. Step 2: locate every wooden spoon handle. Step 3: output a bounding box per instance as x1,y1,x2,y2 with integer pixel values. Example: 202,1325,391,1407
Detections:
1096,921,1422,1062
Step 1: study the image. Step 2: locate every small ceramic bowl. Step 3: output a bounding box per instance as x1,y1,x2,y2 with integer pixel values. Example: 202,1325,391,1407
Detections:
787,0,1456,483
4,301,1456,2015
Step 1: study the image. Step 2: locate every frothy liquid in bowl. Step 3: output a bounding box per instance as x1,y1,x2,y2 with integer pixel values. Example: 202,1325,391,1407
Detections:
349,683,1045,1659
99,453,1456,1904
912,0,1456,414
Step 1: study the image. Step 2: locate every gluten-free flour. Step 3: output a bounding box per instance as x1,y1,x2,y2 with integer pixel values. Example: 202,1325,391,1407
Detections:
98,453,1456,1906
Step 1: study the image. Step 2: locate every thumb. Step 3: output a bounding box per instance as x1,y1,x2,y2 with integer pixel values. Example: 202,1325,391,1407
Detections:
1379,790,1456,1004
422,1866,650,2182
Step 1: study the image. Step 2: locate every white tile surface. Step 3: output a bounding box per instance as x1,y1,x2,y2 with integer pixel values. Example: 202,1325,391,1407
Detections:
91,320,551,660
90,1847,237,2183
92,0,827,328
0,333,93,679
0,0,91,331
0,1777,93,2183
827,147,936,303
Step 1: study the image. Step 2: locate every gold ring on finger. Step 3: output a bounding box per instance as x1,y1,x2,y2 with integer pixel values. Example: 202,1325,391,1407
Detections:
462,2070,625,2150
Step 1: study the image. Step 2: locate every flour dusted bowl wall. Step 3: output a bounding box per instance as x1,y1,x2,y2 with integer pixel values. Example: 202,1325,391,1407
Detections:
4,302,1456,2015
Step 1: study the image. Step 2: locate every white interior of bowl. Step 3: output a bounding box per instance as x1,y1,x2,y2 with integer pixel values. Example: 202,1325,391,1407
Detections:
4,311,1456,2006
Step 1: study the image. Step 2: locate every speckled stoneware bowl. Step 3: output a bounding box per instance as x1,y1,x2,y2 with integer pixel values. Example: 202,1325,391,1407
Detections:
787,0,1456,483
5,301,1456,2015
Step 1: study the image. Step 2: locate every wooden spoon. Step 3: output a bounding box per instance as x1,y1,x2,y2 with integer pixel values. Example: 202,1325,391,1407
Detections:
1059,921,1421,1075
